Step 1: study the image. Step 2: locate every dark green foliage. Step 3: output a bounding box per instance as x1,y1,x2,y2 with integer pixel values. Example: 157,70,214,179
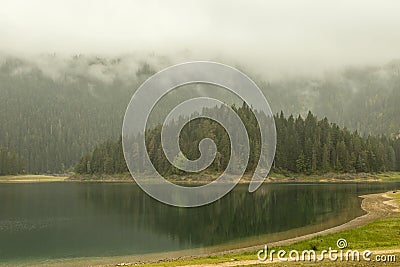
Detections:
274,112,399,174
0,148,24,175
76,107,400,175
75,137,128,174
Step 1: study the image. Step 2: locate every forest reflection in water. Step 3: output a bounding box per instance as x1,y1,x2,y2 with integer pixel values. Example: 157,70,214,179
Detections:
0,182,398,263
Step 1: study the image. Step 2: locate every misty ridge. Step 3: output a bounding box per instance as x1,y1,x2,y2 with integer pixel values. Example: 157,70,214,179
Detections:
2,53,400,132
0,52,399,174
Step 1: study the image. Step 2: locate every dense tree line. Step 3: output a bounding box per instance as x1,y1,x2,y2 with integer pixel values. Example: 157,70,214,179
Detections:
274,111,399,174
1,55,400,174
75,105,400,176
75,138,128,175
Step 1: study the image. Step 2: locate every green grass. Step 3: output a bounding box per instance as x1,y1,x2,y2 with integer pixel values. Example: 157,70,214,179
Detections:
388,191,400,200
272,217,400,252
378,172,400,182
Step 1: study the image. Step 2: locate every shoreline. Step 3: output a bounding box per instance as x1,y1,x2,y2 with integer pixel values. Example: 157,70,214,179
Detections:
0,172,399,184
69,171,400,184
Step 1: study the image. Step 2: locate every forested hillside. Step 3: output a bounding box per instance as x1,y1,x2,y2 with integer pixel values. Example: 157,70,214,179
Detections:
75,106,400,176
0,55,154,173
0,54,399,174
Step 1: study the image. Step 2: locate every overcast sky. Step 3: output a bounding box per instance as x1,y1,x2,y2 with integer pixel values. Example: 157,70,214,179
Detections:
1,0,400,75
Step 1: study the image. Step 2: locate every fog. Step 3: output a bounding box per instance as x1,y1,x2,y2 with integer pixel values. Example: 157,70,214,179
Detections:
1,0,400,77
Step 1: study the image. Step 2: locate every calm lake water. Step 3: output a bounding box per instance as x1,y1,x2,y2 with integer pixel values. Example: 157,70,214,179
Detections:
0,182,399,264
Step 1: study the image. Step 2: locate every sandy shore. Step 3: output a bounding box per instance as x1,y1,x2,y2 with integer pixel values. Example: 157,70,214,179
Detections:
0,175,68,183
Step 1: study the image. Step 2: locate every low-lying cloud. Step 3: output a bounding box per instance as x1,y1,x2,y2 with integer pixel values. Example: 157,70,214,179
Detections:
1,0,400,78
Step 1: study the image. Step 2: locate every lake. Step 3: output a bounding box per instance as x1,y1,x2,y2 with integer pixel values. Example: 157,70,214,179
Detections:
0,182,399,265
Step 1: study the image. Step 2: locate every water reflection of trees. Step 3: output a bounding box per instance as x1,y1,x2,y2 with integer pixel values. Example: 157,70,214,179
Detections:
78,184,369,247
